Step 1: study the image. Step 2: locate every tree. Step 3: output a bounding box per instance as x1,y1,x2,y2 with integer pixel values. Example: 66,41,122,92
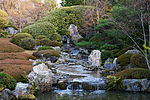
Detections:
81,0,111,38
112,0,150,70
0,0,57,31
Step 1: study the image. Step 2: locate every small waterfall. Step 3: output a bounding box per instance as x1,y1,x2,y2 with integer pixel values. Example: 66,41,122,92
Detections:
56,0,62,8
41,0,45,4
67,38,70,44
66,82,83,91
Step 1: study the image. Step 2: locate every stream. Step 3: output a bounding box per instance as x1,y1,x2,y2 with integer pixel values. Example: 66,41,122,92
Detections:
36,44,150,100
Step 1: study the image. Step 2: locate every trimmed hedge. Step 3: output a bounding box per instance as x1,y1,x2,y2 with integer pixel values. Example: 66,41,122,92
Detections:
0,72,16,90
20,38,36,50
11,33,33,46
22,22,59,40
116,53,133,67
114,68,150,79
38,46,54,51
130,54,147,69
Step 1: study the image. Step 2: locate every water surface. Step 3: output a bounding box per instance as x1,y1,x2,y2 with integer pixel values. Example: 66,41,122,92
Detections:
36,90,150,100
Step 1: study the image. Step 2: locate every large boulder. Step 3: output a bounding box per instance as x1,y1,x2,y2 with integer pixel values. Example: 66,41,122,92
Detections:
27,63,53,92
123,78,150,92
88,50,101,67
68,24,82,43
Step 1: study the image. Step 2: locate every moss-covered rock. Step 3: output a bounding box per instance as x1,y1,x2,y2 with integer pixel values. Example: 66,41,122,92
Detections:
57,82,68,90
106,76,123,91
33,50,60,58
19,94,36,100
114,68,150,79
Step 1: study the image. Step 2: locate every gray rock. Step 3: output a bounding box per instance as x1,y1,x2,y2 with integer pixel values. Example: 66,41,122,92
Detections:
13,82,34,99
123,79,150,92
27,63,53,92
125,49,140,54
0,89,16,100
88,50,101,67
47,56,59,63
53,46,61,51
68,24,82,43
104,58,120,70
4,27,18,35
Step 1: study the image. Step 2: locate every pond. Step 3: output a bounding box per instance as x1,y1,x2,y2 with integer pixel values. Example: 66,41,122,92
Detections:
36,90,150,100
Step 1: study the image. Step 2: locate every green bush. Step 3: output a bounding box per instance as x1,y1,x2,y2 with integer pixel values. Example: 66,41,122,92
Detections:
99,44,118,51
49,41,63,47
11,33,33,45
114,68,150,79
0,10,8,28
20,38,36,50
0,29,8,38
0,72,16,90
106,76,123,91
115,47,133,57
130,54,147,69
50,33,61,42
101,51,114,62
39,38,51,46
35,35,47,40
22,22,57,39
38,46,54,51
76,41,94,48
116,53,133,67
63,0,84,6
78,38,89,42
94,18,114,31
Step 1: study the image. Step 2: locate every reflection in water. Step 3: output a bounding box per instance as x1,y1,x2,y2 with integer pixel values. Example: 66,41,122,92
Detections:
36,90,150,100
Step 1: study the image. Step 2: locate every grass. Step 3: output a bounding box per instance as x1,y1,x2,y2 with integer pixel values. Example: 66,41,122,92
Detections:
76,41,94,48
0,39,34,82
0,53,36,60
0,64,33,82
0,38,24,53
